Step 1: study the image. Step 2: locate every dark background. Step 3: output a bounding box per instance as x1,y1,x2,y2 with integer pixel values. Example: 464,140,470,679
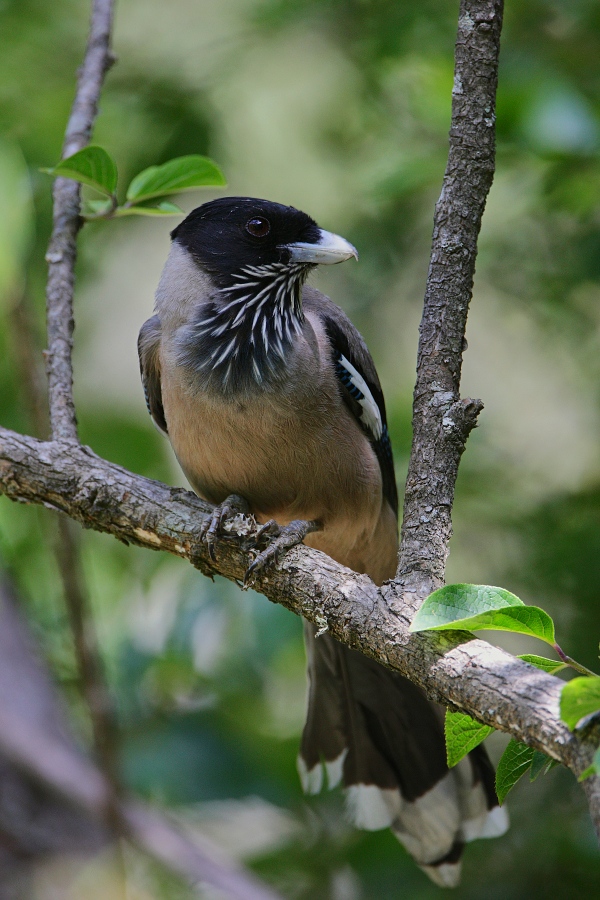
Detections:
1,0,600,895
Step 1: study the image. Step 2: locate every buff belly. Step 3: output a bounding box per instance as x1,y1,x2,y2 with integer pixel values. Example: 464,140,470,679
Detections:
162,371,397,583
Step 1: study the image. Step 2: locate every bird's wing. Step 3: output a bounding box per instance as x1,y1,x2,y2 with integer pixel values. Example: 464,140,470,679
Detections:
138,315,168,434
305,289,398,518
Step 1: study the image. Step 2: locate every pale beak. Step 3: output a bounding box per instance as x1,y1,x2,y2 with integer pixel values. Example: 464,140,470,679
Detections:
282,229,358,265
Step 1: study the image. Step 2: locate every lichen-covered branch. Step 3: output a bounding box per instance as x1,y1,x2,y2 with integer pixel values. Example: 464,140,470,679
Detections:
45,0,115,442
1,426,597,786
398,0,503,596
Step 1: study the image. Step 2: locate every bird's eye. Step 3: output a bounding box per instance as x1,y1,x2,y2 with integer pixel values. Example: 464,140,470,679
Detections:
246,216,271,237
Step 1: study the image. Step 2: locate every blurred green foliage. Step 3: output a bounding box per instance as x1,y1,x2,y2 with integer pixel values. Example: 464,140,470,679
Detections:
2,0,600,896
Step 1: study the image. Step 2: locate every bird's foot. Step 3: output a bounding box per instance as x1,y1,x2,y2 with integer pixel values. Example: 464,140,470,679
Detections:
244,518,320,586
200,494,251,561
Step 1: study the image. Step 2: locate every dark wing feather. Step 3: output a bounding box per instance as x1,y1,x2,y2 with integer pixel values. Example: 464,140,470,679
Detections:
305,291,397,517
138,315,168,434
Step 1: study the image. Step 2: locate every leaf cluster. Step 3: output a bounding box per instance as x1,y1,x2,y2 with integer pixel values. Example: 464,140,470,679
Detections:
42,145,225,219
412,584,600,799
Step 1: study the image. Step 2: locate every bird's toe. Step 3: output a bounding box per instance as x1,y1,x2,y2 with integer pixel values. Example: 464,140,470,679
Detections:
244,518,320,586
200,493,250,561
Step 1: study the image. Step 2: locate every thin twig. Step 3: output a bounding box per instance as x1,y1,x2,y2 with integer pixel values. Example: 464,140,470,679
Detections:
554,643,599,678
45,0,115,442
55,515,121,800
397,0,503,598
11,294,122,821
41,0,122,821
21,0,125,864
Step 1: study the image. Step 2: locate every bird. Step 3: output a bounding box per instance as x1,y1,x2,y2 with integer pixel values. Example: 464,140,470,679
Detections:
138,196,508,887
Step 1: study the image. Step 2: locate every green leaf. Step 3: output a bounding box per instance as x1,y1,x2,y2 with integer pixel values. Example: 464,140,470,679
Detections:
495,739,535,803
42,146,117,196
517,654,567,674
439,607,555,642
578,746,600,782
560,676,600,730
410,584,555,644
115,200,185,217
444,710,494,768
125,155,226,202
530,750,552,781
410,583,524,631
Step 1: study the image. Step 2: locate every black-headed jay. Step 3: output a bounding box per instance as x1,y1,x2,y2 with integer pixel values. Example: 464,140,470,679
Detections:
138,197,507,886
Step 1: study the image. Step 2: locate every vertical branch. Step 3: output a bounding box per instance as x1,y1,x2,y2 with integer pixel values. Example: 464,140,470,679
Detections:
39,0,121,823
55,516,120,794
45,0,115,442
10,293,120,802
392,0,600,854
397,0,504,599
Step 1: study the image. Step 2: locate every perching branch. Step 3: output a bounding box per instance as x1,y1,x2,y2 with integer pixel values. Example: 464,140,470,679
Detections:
45,0,115,442
0,427,598,785
398,0,502,596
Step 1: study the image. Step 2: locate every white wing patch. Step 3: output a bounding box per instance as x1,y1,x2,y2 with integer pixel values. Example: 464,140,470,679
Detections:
338,354,383,440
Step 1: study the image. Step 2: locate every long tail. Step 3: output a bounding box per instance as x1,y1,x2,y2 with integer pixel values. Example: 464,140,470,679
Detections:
298,623,508,888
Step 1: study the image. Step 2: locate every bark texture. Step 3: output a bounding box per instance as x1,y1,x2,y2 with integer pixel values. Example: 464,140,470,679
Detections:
45,0,115,441
398,0,503,596
1,427,598,783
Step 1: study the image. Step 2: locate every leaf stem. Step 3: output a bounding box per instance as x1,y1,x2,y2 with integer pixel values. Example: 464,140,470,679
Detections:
554,644,598,678
82,193,119,221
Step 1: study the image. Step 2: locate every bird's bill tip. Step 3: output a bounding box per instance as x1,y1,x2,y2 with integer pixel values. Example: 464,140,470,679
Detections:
282,229,358,265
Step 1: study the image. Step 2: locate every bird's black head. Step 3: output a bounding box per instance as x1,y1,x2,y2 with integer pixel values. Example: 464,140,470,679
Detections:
171,197,322,286
171,197,357,395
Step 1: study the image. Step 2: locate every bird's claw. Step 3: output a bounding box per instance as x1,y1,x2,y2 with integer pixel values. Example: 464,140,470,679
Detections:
243,518,320,586
254,519,282,546
201,503,319,584
200,494,250,561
